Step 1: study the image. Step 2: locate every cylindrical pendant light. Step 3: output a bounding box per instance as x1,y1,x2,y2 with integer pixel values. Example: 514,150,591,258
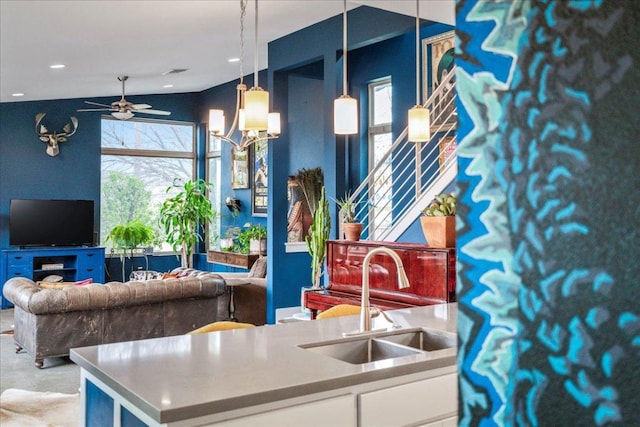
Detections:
408,0,430,142
208,109,225,135
335,95,358,134
408,106,430,142
268,112,281,135
244,0,270,131
244,88,269,130
334,0,358,135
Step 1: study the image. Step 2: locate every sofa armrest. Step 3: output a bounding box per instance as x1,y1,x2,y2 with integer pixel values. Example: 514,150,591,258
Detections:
229,279,267,325
3,277,41,312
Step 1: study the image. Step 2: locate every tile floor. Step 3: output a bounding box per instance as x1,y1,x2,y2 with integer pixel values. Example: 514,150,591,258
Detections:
1,308,80,394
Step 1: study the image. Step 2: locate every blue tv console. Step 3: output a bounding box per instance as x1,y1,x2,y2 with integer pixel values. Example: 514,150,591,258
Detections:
0,247,105,309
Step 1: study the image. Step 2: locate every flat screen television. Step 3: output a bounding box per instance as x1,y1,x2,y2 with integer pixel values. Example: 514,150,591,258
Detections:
9,199,95,247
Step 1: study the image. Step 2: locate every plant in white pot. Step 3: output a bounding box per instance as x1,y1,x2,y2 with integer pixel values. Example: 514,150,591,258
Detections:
420,192,456,248
160,178,216,268
243,223,267,255
334,191,364,241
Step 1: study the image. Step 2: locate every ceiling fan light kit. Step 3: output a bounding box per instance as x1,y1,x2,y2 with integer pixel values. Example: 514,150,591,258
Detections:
78,75,171,120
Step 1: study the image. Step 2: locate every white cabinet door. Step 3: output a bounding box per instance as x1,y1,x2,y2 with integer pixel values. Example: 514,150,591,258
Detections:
359,373,457,427
211,394,355,427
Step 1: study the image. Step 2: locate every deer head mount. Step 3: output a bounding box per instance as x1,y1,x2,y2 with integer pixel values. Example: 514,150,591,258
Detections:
35,113,78,157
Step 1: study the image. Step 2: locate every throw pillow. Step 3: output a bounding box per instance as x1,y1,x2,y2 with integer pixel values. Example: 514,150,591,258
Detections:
248,257,267,278
38,281,75,289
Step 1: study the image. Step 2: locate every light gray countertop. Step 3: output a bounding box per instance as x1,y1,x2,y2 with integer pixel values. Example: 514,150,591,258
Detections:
70,303,457,424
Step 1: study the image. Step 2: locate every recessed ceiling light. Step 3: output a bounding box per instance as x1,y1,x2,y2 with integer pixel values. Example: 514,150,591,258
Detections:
228,58,240,63
50,64,65,69
163,84,174,88
11,93,24,97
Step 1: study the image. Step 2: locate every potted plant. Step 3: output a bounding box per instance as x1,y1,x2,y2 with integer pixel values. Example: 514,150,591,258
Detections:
420,192,456,248
160,178,216,268
220,226,241,251
105,220,155,279
334,191,364,241
305,187,331,289
243,223,267,255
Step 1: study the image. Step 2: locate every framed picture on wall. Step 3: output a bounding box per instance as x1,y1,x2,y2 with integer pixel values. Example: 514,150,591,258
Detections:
439,136,456,173
422,30,456,132
251,139,268,216
231,147,250,189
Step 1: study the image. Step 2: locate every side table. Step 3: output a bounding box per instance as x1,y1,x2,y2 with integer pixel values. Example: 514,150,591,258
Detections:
223,279,250,321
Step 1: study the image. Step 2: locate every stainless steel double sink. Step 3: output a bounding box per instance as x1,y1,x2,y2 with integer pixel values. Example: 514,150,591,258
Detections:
299,328,456,365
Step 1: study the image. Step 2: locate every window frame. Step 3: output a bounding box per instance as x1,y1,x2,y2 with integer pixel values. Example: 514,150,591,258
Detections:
367,78,393,238
367,78,393,170
206,129,222,250
100,116,197,254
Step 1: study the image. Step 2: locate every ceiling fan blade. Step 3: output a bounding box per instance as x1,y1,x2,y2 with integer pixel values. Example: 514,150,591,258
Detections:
134,109,171,116
77,108,114,112
84,100,113,108
131,104,152,109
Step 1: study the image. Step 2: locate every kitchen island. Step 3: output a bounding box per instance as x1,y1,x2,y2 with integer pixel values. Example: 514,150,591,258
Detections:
70,303,458,426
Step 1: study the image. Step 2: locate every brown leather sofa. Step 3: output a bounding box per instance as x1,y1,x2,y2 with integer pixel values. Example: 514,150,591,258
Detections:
3,268,228,368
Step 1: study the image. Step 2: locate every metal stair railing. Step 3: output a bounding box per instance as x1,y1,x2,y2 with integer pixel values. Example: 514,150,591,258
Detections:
346,67,457,241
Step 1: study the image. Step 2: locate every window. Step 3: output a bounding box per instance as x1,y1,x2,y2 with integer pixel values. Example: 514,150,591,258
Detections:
100,117,195,252
368,79,393,236
206,133,222,249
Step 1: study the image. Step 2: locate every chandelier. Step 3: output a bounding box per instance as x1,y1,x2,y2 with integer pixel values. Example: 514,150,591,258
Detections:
209,0,280,149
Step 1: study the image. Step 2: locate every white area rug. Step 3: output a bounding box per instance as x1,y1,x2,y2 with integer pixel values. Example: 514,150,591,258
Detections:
0,388,80,427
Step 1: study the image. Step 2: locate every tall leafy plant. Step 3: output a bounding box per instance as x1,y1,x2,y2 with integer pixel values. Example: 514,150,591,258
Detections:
160,179,216,268
305,187,330,289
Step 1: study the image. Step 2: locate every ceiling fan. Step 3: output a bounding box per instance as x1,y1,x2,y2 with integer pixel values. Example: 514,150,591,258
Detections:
78,76,171,120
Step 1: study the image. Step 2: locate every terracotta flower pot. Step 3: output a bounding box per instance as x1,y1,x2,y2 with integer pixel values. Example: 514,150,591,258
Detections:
343,223,363,241
420,216,455,248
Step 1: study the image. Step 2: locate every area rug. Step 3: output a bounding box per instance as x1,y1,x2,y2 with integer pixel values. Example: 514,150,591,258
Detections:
0,388,80,427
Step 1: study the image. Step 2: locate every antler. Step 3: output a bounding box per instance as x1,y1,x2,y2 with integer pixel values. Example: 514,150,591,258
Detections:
34,113,79,157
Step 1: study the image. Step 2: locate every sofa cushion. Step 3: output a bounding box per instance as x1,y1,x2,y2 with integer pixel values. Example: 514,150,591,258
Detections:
248,257,267,278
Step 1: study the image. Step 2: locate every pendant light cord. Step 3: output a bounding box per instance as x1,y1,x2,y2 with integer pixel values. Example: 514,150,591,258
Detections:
254,0,259,88
415,0,420,106
240,0,246,84
343,0,347,96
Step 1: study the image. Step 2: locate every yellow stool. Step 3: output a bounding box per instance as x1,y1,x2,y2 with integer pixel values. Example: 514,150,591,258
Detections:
316,304,361,319
187,321,255,334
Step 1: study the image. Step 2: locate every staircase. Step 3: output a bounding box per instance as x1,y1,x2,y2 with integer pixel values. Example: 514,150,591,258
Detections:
347,68,457,241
